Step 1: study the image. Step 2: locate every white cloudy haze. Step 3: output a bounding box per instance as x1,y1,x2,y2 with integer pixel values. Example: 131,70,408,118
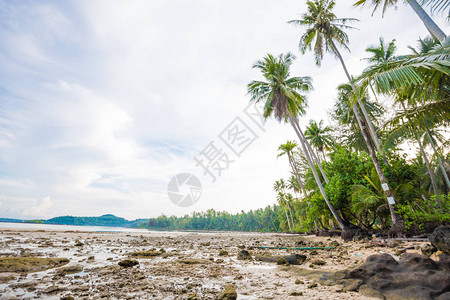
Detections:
0,0,447,220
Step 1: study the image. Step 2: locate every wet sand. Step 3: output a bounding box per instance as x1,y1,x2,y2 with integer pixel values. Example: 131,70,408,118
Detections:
0,228,428,299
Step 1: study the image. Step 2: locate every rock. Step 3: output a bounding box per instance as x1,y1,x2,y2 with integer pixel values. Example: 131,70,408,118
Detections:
307,283,318,288
277,258,289,265
44,286,60,294
186,292,199,300
74,241,84,247
352,229,370,242
177,258,212,265
0,274,16,283
358,284,384,299
342,279,363,292
429,226,450,255
289,291,303,296
237,250,251,260
60,296,75,300
0,257,69,273
255,254,306,265
295,279,304,284
217,284,237,300
129,250,163,258
330,241,340,247
311,260,326,266
219,250,228,256
87,256,95,262
421,244,437,257
216,259,224,263
56,265,83,276
118,259,139,268
345,253,450,299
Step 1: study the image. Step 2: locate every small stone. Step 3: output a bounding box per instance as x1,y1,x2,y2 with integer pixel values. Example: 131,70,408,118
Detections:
421,243,438,257
307,283,318,288
311,259,326,266
118,259,139,268
295,279,304,284
219,250,229,256
289,291,303,296
44,286,60,294
237,250,251,260
330,241,340,247
217,284,237,300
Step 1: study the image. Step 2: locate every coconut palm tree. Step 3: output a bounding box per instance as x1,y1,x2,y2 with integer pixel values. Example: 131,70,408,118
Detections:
247,52,347,230
353,0,447,42
289,0,399,226
364,37,397,64
278,141,307,195
274,180,292,232
304,120,334,161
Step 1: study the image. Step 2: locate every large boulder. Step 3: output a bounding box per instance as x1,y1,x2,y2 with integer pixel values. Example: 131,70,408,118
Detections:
345,253,450,299
255,254,306,265
429,226,450,255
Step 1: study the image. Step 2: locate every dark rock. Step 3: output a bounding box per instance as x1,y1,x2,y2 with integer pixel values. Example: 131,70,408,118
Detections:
219,250,228,256
60,296,75,300
277,258,289,265
56,265,83,276
255,254,306,265
307,283,318,288
311,260,326,266
345,253,450,299
330,241,340,247
118,259,139,268
294,279,303,284
352,229,370,242
421,244,437,257
217,284,237,300
429,226,450,255
237,250,251,260
289,291,303,296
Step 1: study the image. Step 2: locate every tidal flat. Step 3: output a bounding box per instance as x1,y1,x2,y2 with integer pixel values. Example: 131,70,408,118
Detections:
0,228,436,299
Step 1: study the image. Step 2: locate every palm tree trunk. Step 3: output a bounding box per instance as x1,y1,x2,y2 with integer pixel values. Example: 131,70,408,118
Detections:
407,0,447,42
330,41,398,225
298,128,329,184
288,202,295,230
283,206,292,232
287,112,346,230
288,155,307,196
417,134,441,207
426,130,450,190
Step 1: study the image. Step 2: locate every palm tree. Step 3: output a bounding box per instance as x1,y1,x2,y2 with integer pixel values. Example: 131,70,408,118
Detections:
274,180,292,232
247,52,347,230
278,141,307,195
353,0,447,42
289,0,399,226
304,120,334,161
364,37,397,64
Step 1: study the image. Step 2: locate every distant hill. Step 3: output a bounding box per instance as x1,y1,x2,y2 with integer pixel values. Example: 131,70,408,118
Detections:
0,214,148,228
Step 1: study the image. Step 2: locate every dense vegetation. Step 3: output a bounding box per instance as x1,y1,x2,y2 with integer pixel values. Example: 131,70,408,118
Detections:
147,207,283,232
41,214,148,228
246,0,449,236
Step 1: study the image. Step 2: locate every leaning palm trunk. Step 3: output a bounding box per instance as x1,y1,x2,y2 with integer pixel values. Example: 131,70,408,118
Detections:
407,0,447,43
288,155,307,196
426,130,450,190
288,202,296,230
298,129,329,184
330,41,398,226
417,135,441,206
287,112,346,230
283,206,292,232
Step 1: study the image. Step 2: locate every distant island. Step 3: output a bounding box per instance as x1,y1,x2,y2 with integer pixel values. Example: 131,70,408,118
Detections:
0,214,149,228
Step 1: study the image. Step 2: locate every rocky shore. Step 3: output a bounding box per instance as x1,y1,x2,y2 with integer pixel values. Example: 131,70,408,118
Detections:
0,227,449,299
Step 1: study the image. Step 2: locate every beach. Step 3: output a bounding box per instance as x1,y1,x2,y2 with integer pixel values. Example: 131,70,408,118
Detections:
0,226,433,299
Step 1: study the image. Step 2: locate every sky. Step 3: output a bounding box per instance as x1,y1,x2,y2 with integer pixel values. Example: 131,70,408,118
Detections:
0,0,448,220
